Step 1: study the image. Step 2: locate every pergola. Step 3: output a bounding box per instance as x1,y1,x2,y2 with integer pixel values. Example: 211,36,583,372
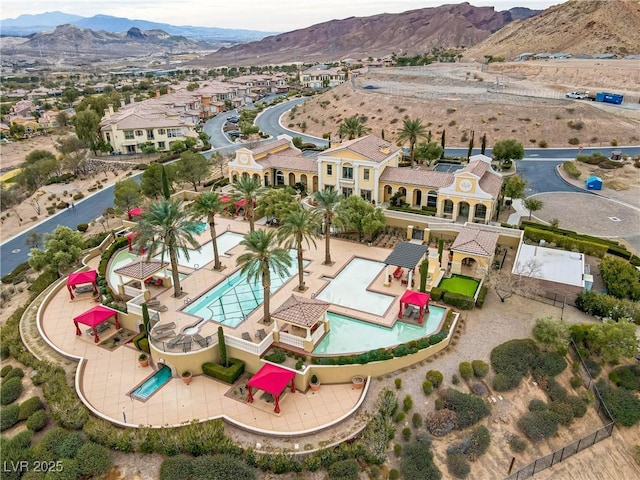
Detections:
397,290,430,324
113,258,169,291
73,305,120,343
66,270,98,300
246,363,296,413
383,242,429,287
127,207,143,221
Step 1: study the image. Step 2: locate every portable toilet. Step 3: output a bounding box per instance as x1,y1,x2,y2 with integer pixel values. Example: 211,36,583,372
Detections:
585,176,602,190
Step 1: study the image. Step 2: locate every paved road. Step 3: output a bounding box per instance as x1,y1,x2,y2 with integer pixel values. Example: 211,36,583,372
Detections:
255,98,328,147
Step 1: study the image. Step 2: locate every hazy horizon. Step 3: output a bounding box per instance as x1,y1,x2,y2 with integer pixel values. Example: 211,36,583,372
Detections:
1,0,566,32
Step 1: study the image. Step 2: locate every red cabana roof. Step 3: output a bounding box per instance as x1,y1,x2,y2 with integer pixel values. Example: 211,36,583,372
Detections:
127,207,143,217
248,363,295,396
399,290,430,308
221,195,232,203
67,270,97,287
73,305,120,343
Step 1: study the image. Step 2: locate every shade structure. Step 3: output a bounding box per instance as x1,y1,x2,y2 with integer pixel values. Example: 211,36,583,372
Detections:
246,363,296,413
384,242,429,270
73,305,120,343
66,270,98,300
397,290,430,324
127,207,143,220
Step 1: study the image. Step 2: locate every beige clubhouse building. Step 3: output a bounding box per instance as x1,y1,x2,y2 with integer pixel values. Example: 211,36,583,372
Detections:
228,135,503,224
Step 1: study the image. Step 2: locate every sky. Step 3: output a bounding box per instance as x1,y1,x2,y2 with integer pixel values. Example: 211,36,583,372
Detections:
1,0,566,32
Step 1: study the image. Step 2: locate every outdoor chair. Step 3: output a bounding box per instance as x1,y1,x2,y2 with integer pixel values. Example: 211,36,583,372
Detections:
167,334,185,348
151,330,174,342
181,337,193,352
155,322,176,332
241,332,252,342
193,333,208,348
257,328,267,341
86,322,111,336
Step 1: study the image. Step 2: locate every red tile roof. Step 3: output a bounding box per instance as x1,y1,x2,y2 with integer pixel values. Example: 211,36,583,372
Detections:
272,295,331,327
325,135,400,163
380,167,454,188
451,226,499,256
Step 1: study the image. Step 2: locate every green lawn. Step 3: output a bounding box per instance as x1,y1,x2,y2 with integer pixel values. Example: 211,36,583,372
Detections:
438,275,479,297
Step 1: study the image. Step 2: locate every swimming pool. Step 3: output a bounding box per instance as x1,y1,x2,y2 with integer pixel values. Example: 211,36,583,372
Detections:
129,365,172,401
182,252,302,327
151,231,245,269
316,257,395,315
188,221,207,235
313,306,446,354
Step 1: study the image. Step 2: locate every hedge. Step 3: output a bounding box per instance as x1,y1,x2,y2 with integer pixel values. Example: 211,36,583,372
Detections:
575,291,640,324
26,409,47,432
1,365,13,377
524,227,608,258
0,404,20,431
5,367,24,380
202,358,245,384
429,287,444,301
18,396,44,420
0,377,23,405
562,161,582,179
475,285,488,308
443,292,475,310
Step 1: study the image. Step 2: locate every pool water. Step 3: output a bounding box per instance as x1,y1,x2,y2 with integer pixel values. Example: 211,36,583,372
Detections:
152,231,244,269
183,252,303,327
129,365,172,401
313,306,446,355
316,257,395,315
188,221,207,235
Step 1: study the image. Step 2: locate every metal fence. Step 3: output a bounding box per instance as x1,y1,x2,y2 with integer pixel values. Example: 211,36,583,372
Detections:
504,340,615,480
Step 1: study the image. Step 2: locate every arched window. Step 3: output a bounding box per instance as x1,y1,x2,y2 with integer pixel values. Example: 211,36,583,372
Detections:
275,170,285,186
427,190,438,208
475,204,487,220
444,199,454,214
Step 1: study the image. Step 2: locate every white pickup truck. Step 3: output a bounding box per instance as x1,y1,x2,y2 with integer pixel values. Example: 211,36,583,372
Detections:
566,91,589,99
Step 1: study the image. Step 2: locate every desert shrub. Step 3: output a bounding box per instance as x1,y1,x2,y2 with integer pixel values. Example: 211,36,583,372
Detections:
583,358,602,378
40,427,70,455
389,469,399,480
1,365,13,377
563,161,581,179
423,381,434,395
0,344,9,360
426,370,443,388
532,351,567,379
400,441,442,480
490,339,540,391
18,396,44,420
0,377,23,405
451,374,460,385
263,348,286,364
565,395,588,418
470,382,488,397
538,140,548,148
439,389,489,429
402,427,412,441
459,362,473,380
471,360,489,378
596,379,640,426
529,399,547,412
570,375,583,388
609,364,640,391
26,409,47,431
328,459,359,480
0,404,20,431
549,400,575,426
468,425,491,459
160,455,193,480
412,412,423,428
57,431,85,459
446,454,470,478
75,442,113,476
394,444,402,457
395,412,406,423
518,410,560,441
76,223,89,232
4,367,24,380
403,395,413,413
426,409,458,436
509,436,527,453
544,378,568,402
395,378,402,389
568,137,580,145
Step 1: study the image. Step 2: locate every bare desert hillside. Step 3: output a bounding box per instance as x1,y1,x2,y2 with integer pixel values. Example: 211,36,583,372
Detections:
288,61,640,149
464,0,640,60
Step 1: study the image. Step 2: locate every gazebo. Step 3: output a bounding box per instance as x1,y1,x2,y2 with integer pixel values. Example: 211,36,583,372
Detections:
449,226,499,277
383,242,429,287
397,290,430,324
272,295,331,352
73,305,120,343
113,258,169,294
66,270,98,300
246,363,296,413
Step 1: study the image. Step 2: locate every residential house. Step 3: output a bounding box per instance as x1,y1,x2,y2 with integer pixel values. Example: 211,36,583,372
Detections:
300,65,346,89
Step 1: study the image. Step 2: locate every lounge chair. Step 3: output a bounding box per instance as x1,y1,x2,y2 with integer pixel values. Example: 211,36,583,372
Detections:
86,322,111,336
241,332,252,342
257,328,267,341
193,334,208,348
155,322,176,332
181,337,193,352
151,330,175,342
167,334,185,348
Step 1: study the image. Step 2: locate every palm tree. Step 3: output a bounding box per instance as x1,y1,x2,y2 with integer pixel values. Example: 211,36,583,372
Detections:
190,191,225,271
524,198,544,220
135,198,201,298
277,206,321,291
397,118,428,166
314,188,341,265
232,175,264,233
337,116,370,140
236,230,292,324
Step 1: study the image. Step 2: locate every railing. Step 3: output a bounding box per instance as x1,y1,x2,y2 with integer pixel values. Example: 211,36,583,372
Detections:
311,323,326,344
123,285,142,298
504,340,615,480
279,331,305,349
225,334,262,355
126,293,146,318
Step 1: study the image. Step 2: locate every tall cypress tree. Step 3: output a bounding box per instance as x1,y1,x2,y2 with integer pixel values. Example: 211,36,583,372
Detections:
218,326,228,367
161,166,171,200
481,133,487,155
440,130,446,159
419,259,429,293
467,130,475,160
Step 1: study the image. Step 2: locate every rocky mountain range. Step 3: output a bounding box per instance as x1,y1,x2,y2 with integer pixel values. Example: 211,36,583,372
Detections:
464,0,640,60
194,2,541,66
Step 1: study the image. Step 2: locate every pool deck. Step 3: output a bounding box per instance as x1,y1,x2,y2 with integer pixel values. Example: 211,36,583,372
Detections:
38,215,444,436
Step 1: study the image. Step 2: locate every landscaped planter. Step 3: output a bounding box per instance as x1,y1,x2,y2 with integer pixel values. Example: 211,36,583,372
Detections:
352,375,365,389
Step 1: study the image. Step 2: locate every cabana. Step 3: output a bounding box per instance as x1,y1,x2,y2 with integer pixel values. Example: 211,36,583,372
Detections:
126,232,146,254
73,305,120,343
397,290,430,324
272,295,331,352
246,363,296,413
383,242,429,287
66,270,98,300
127,207,143,220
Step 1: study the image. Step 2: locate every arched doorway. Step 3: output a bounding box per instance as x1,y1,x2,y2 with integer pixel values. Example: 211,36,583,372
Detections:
288,172,296,186
264,173,270,186
413,189,422,207
427,190,438,208
312,176,318,192
253,173,261,184
398,187,407,199
458,202,470,222
383,185,393,203
443,199,454,217
300,174,308,191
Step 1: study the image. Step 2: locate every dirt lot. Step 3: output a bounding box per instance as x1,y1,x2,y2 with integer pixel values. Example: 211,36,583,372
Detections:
292,60,640,149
